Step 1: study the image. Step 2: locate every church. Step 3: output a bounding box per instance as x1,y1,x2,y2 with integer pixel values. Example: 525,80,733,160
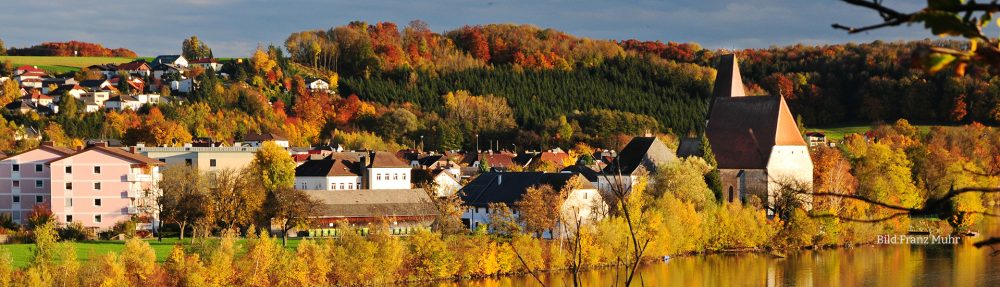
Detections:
704,54,813,215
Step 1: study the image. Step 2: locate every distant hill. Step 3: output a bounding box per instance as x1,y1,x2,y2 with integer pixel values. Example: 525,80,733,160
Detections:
7,41,136,57
0,56,136,73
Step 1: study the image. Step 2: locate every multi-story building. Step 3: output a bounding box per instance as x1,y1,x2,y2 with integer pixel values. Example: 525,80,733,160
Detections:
132,144,260,172
0,143,76,224
294,151,412,191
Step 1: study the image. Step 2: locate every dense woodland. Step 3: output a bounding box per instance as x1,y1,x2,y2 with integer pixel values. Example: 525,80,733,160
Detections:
4,41,137,57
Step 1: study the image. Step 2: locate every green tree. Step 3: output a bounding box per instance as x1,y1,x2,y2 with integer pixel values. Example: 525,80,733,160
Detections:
251,141,296,193
182,36,213,60
377,108,418,143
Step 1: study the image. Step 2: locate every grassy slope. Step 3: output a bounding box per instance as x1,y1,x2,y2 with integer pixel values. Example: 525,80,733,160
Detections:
809,124,936,141
0,56,137,73
1,237,303,268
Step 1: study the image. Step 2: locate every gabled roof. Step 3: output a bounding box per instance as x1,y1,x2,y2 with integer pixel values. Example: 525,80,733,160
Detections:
3,144,75,160
675,137,702,158
712,54,747,98
416,155,444,167
560,165,599,182
295,154,362,177
601,137,677,175
86,64,118,71
304,189,437,218
15,65,45,74
706,96,806,169
369,151,409,168
79,80,110,89
152,55,185,65
459,172,594,207
117,61,150,71
47,145,163,166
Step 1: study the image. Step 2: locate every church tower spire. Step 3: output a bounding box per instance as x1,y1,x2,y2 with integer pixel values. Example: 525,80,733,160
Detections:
712,54,747,98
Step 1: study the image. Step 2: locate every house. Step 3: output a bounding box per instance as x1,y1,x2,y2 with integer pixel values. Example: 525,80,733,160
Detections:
412,168,462,197
597,136,677,197
189,58,223,71
151,64,188,81
41,78,78,94
80,91,111,106
79,79,113,91
116,61,152,77
805,132,828,147
305,78,330,91
0,143,76,224
151,55,188,68
109,77,145,95
132,144,261,171
48,143,164,230
5,100,54,115
14,65,45,77
302,189,437,236
293,151,412,191
704,54,813,214
241,132,290,148
21,91,54,107
85,64,119,79
18,78,43,89
169,78,194,93
83,99,100,113
459,172,604,238
104,95,142,111
50,84,87,100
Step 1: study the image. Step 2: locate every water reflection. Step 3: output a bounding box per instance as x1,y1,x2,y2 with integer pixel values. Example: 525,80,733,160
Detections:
418,242,1000,287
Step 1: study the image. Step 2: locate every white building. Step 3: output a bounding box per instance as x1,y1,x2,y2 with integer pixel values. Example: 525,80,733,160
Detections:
294,151,412,191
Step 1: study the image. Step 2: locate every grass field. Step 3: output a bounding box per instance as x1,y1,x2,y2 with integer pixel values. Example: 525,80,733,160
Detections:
0,56,137,73
808,124,936,141
0,237,304,268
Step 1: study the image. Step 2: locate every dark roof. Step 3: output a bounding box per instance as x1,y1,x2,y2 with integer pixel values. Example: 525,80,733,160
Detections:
117,60,150,71
676,137,702,158
706,96,806,169
601,137,677,175
560,165,599,182
805,132,826,137
48,146,164,166
713,54,747,98
512,152,535,166
152,55,184,65
295,154,362,177
459,172,595,207
417,155,444,167
304,189,437,218
244,132,287,141
79,80,108,88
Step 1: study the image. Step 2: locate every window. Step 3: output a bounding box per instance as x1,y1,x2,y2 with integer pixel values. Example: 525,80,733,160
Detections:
94,199,102,206
94,182,101,190
330,183,335,190
65,198,72,207
65,166,72,174
377,174,382,180
11,164,18,172
66,215,73,222
35,180,43,188
339,183,344,190
583,191,588,199
210,159,217,167
12,196,19,203
393,174,398,180
348,183,353,190
35,195,43,203
12,180,19,188
65,183,72,190
93,166,101,174
300,183,306,189
158,159,166,163
94,215,102,223
184,159,193,166
35,164,42,172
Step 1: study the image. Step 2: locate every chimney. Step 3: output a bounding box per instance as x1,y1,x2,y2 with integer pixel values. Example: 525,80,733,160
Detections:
94,142,108,148
41,141,54,147
359,155,369,189
497,174,502,186
129,146,137,154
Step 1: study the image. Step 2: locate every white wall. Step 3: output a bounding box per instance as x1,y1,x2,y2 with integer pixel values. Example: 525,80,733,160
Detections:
766,145,814,213
367,167,411,190
296,176,362,191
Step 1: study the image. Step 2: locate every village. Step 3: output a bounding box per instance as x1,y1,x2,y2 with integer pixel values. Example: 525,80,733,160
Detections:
0,53,819,241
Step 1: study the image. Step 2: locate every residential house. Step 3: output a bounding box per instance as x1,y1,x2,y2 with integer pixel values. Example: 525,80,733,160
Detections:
83,99,100,113
412,168,462,197
241,132,290,148
85,64,119,79
597,136,677,197
50,84,87,100
104,95,142,111
21,91,54,107
305,78,330,91
109,76,145,95
48,143,164,230
116,61,152,77
805,132,828,147
301,189,437,236
189,58,223,71
151,63,188,81
79,79,113,91
294,151,412,191
151,55,188,68
459,172,604,238
80,91,111,106
0,143,76,224
14,65,45,77
41,78,78,94
704,54,813,214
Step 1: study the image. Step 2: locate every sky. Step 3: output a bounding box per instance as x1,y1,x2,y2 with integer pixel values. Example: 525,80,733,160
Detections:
0,0,935,57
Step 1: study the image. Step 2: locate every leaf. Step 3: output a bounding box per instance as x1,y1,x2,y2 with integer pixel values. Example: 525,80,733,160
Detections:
916,11,980,38
925,53,956,74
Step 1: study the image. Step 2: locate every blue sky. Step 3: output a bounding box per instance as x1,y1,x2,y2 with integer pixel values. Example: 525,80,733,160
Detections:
0,0,932,57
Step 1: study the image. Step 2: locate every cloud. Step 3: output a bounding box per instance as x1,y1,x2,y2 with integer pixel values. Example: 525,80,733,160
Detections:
0,0,938,57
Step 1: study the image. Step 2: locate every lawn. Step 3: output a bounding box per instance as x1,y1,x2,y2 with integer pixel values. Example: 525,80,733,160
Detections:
808,124,936,141
1,237,305,268
0,56,137,73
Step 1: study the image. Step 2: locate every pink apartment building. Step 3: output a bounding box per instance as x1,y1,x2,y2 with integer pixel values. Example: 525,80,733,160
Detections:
0,143,75,224
0,142,163,230
48,144,163,230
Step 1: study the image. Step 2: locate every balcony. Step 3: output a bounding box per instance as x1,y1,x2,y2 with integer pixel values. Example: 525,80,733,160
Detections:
126,173,153,182
127,188,145,198
127,206,138,214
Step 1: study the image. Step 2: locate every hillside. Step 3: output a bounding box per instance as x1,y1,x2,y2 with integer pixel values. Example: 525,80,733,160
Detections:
0,56,136,73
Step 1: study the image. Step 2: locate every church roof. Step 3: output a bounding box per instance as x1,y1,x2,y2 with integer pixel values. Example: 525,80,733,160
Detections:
712,54,747,98
706,95,806,169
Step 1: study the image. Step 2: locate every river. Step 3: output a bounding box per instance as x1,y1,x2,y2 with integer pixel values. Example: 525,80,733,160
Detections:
417,237,1000,286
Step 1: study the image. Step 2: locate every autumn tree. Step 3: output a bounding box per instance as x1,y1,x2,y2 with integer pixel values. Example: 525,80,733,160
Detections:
516,184,565,237
251,141,296,194
0,78,19,106
182,35,213,60
208,167,266,232
159,164,209,240
263,187,319,246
